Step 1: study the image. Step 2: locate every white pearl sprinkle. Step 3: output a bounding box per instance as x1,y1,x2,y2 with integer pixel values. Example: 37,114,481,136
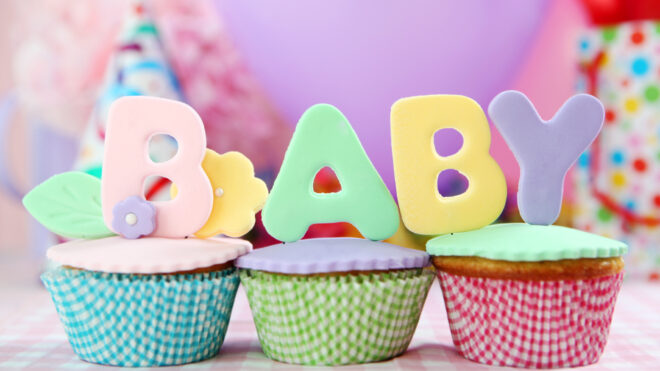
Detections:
125,213,138,226
215,187,224,197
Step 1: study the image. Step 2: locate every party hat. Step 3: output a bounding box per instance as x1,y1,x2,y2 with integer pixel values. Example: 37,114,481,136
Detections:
74,0,182,199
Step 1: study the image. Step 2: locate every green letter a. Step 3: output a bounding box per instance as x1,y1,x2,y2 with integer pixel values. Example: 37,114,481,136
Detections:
262,104,400,242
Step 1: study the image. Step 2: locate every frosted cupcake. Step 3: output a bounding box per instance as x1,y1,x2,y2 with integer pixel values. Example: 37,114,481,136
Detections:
236,104,434,365
430,90,626,368
427,224,626,368
237,238,432,365
40,235,250,367
23,97,268,366
390,91,626,368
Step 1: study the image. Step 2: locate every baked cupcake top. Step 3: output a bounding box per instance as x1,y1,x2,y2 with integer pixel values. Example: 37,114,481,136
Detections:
235,237,429,274
427,223,627,261
49,237,252,274
23,96,268,273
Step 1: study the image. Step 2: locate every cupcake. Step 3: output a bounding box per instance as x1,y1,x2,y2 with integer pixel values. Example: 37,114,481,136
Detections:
428,90,626,368
23,96,269,366
390,91,627,368
236,104,435,365
237,238,433,365
427,223,626,368
40,237,249,367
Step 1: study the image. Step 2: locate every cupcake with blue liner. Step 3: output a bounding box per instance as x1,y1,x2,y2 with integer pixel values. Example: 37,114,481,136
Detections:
41,257,241,366
24,96,269,366
235,104,434,366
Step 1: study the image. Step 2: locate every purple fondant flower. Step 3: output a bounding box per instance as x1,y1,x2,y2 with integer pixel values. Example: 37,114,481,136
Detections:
112,196,156,239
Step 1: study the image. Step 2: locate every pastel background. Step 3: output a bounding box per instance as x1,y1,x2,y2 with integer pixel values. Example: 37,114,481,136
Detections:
2,0,658,278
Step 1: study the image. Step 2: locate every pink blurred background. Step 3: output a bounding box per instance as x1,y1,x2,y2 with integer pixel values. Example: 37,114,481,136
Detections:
0,0,591,253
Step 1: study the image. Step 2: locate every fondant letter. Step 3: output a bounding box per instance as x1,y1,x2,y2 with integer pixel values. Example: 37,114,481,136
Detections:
262,104,400,242
488,91,603,225
102,96,213,238
391,95,507,235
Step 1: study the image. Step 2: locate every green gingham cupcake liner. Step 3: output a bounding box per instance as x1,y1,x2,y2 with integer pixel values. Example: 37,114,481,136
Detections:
41,266,240,367
240,268,435,365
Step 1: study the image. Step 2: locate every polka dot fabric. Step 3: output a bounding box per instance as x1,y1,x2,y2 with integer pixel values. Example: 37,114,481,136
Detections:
438,271,623,368
575,21,660,280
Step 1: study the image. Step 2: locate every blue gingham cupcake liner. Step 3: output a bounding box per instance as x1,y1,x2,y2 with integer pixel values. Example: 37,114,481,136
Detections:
41,266,239,367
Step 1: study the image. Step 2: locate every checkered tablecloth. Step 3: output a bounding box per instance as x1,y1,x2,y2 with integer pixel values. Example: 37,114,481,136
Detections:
0,273,658,370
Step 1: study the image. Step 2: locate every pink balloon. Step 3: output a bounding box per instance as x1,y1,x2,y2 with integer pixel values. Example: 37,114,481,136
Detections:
216,0,549,190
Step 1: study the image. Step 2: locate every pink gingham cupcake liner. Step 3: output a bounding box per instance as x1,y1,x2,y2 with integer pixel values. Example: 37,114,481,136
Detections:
437,271,624,368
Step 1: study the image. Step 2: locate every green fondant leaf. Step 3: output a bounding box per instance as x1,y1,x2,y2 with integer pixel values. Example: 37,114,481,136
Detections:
22,172,115,239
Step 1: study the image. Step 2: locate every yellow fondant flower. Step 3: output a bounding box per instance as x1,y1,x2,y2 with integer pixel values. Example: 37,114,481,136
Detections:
172,149,269,238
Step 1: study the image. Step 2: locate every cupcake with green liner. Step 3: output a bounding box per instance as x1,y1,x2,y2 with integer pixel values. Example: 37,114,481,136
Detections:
236,238,433,365
23,96,269,367
236,103,434,366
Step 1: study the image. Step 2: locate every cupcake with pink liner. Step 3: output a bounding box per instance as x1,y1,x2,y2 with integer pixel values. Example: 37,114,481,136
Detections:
430,91,626,368
391,92,627,368
428,224,626,368
23,96,268,366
